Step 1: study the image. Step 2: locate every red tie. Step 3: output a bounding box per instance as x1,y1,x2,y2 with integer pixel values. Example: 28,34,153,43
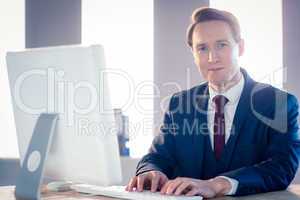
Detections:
213,95,228,160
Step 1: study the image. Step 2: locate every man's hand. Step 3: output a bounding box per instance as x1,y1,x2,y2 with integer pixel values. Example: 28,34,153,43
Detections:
125,171,169,192
160,176,232,198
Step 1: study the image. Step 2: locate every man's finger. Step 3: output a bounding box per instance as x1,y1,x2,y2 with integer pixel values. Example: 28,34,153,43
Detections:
150,174,160,192
166,179,185,195
160,180,171,194
158,176,168,190
137,176,145,192
126,177,137,191
174,181,191,195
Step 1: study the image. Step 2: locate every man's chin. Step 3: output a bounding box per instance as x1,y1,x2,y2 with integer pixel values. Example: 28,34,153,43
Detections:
207,78,226,87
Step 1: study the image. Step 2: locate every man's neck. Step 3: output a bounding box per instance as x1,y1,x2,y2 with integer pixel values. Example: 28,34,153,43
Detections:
209,70,242,93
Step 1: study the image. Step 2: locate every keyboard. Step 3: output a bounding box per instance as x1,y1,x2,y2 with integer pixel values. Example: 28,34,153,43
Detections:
71,184,203,200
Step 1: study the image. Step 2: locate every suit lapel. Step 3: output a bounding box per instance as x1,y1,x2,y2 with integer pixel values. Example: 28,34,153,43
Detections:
193,84,209,177
221,69,256,169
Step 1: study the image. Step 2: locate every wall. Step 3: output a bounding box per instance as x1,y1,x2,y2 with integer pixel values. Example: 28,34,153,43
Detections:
283,0,300,100
26,0,81,48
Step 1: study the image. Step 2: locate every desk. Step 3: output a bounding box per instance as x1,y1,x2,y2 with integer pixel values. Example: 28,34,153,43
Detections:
1,185,300,200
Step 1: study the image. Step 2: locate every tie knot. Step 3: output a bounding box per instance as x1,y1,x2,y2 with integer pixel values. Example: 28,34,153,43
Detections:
212,95,228,113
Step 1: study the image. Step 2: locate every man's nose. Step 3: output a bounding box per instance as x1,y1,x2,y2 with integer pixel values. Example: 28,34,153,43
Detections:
208,50,219,63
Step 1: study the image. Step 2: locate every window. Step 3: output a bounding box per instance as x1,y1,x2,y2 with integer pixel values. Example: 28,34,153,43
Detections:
82,1,154,157
0,0,25,158
211,0,283,88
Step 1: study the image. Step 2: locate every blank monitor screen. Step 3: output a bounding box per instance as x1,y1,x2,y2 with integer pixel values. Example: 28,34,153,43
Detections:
6,44,122,186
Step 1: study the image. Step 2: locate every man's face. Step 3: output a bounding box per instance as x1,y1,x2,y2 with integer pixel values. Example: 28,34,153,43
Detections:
191,20,244,86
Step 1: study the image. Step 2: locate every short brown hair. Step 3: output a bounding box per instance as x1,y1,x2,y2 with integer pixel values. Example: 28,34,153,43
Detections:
187,7,241,48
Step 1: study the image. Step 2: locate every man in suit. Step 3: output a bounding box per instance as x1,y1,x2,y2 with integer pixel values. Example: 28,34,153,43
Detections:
126,7,300,198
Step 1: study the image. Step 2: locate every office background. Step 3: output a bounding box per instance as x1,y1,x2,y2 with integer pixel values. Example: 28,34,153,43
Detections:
1,0,300,186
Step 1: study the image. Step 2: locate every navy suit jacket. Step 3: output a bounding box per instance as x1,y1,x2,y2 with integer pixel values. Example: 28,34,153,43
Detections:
136,69,300,196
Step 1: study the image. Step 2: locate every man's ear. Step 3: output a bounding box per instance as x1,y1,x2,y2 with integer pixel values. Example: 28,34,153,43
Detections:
190,47,198,65
238,39,245,57
190,46,194,54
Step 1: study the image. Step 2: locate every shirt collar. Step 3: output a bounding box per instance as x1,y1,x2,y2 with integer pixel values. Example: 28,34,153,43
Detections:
208,74,245,105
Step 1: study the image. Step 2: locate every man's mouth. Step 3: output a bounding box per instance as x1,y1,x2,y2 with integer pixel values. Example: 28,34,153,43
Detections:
208,67,224,71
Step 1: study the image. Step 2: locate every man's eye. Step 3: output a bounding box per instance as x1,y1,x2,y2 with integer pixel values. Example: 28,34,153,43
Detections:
216,43,227,49
198,46,208,52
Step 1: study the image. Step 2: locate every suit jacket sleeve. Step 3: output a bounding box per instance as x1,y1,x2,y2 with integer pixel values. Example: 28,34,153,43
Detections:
135,94,178,178
221,94,300,196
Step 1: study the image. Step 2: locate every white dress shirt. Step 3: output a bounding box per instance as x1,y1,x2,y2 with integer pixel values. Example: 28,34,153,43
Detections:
207,75,245,195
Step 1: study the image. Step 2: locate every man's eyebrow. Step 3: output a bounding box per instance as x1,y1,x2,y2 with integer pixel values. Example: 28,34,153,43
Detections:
216,39,230,43
195,39,230,47
195,43,206,48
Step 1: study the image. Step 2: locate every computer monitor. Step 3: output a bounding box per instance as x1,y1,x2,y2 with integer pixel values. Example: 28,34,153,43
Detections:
6,44,122,186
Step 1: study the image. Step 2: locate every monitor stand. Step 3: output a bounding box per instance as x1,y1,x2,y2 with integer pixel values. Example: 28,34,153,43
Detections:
15,113,58,200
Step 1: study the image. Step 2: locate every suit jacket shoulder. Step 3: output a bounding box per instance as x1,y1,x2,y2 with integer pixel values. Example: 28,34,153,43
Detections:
168,82,209,114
